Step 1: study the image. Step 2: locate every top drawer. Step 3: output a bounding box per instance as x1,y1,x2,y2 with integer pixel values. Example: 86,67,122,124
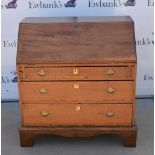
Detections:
20,66,130,81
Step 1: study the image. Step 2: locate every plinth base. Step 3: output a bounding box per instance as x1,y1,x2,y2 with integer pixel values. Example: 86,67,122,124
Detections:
19,126,137,147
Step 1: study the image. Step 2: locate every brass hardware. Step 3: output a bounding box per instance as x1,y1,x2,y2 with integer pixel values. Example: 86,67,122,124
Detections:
39,88,47,93
107,69,114,75
106,110,114,117
76,105,81,111
106,87,114,93
40,110,49,117
74,83,79,89
38,69,46,76
73,68,78,75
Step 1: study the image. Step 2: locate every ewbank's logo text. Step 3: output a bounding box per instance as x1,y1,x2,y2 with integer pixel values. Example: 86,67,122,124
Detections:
2,40,17,48
144,74,153,81
88,0,136,7
1,71,17,84
29,0,77,9
136,32,154,46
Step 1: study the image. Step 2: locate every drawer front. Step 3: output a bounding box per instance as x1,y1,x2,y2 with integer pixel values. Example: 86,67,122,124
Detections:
23,67,129,81
21,81,133,103
23,104,132,126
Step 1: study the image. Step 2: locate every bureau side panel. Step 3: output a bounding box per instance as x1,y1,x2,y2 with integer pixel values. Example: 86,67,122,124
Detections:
131,64,137,126
16,65,24,125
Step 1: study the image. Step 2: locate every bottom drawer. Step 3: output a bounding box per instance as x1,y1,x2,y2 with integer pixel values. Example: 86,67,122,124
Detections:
23,104,132,127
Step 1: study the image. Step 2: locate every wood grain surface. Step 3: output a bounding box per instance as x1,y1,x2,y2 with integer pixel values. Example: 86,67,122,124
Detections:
23,66,130,81
23,103,132,126
21,81,133,103
19,126,137,147
17,16,137,147
17,17,136,64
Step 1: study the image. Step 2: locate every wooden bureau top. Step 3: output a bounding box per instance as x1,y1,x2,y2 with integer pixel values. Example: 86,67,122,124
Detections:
17,16,136,64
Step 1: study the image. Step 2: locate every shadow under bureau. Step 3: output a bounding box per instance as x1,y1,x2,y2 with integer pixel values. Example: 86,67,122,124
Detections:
16,16,137,147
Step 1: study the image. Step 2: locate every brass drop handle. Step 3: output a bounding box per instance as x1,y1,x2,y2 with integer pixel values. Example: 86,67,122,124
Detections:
39,88,47,94
107,69,114,75
73,68,78,75
106,110,114,117
74,83,79,89
76,105,81,111
40,110,49,117
38,69,47,76
106,87,114,93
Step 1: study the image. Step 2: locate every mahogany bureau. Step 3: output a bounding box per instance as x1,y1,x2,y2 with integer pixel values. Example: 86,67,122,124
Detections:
16,16,137,147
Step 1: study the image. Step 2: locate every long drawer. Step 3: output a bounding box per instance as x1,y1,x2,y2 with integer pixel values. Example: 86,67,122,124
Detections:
22,66,130,81
23,103,132,126
21,81,133,103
